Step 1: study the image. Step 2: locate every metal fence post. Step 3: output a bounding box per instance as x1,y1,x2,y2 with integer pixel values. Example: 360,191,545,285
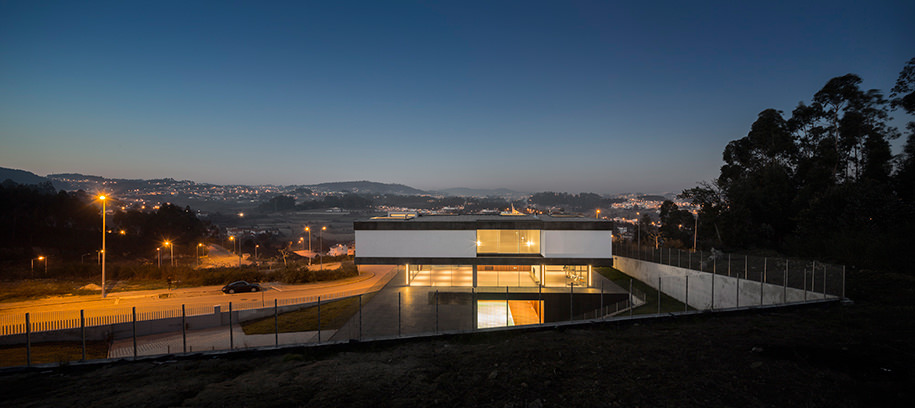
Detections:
359,294,363,340
783,260,788,304
736,272,740,308
628,279,633,318
600,281,604,319
657,277,661,315
506,286,510,327
229,302,233,350
711,259,715,310
132,306,137,359
435,290,440,333
744,255,748,279
25,313,31,367
317,297,321,343
811,262,816,300
727,254,731,277
685,275,689,312
760,257,766,306
182,304,187,353
397,292,401,337
538,285,542,324
569,284,573,321
472,287,477,329
80,309,86,361
274,299,278,347
804,267,808,301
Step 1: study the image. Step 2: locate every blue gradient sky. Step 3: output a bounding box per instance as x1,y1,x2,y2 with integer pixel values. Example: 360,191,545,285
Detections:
1,1,912,194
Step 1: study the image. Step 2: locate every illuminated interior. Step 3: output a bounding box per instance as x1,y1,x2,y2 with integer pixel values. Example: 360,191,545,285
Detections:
476,265,540,287
407,264,473,287
477,300,543,328
476,229,540,254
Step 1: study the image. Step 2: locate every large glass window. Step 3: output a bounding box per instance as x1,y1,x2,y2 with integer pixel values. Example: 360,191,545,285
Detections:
476,229,540,254
407,264,473,287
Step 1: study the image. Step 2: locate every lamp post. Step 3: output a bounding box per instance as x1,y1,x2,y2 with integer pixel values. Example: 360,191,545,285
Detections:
320,226,326,271
299,237,305,251
305,227,311,251
254,244,259,266
164,241,173,267
197,243,203,266
157,247,161,268
596,209,600,219
693,210,699,253
100,195,107,298
31,256,46,276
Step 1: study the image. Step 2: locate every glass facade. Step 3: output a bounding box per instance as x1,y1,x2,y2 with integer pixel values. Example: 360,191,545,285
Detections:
477,300,543,328
407,264,473,287
477,265,540,287
476,229,540,254
542,265,589,287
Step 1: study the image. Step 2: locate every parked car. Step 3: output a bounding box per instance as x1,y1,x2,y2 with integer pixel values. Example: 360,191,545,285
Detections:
221,281,261,294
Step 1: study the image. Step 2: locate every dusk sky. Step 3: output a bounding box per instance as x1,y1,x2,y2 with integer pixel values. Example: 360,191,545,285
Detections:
1,1,912,194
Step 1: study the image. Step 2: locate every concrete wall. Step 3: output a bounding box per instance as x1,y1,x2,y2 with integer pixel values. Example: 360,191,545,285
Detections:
355,230,476,258
541,230,612,259
614,256,833,310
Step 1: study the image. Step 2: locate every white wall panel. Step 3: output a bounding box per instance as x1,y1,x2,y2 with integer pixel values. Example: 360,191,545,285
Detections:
541,230,612,258
355,230,476,258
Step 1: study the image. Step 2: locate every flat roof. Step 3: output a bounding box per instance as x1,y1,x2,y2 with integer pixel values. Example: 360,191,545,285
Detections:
355,214,613,230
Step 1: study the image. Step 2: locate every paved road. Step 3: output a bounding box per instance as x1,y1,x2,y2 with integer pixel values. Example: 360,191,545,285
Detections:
0,265,398,317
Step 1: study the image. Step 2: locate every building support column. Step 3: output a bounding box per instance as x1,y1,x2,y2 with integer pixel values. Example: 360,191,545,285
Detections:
472,264,478,288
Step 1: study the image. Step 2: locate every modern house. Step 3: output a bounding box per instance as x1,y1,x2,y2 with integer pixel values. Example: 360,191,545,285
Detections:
354,213,613,288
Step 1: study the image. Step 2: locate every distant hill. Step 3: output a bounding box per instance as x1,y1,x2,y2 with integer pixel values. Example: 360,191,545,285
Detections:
435,187,526,198
0,167,50,185
307,181,426,195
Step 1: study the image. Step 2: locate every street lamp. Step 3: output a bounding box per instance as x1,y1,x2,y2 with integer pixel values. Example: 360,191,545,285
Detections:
693,210,699,253
164,240,173,267
31,256,46,276
157,247,161,268
197,243,203,266
254,244,259,266
305,226,311,252
596,209,601,219
320,226,326,271
99,195,107,298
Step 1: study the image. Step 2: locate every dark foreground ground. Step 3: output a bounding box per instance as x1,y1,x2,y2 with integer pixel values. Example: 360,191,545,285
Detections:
1,269,913,407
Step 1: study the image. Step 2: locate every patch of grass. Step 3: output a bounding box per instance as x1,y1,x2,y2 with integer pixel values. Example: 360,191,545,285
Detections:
596,266,690,314
0,341,109,367
242,293,375,335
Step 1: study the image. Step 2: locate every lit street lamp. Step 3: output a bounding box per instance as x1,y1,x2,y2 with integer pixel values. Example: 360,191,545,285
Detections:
320,226,326,270
157,247,161,268
164,240,174,267
99,195,107,298
31,256,46,276
693,210,699,252
197,243,203,266
254,244,259,266
305,226,311,251
596,209,600,219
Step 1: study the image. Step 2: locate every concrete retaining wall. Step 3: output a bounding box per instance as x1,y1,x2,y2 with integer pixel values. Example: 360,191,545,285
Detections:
614,256,833,310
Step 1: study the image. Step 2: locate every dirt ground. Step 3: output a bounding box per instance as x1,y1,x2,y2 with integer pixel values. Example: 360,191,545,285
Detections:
1,269,912,407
